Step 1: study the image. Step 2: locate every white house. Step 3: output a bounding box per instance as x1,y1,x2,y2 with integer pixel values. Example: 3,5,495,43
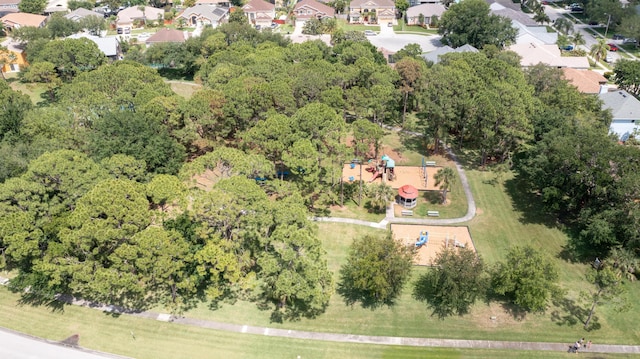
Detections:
599,90,640,141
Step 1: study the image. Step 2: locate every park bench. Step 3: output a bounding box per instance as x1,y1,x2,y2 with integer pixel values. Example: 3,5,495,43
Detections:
425,161,437,166
427,210,440,217
401,210,414,216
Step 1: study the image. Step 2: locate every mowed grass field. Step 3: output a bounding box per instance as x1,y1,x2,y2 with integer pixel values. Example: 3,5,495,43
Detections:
0,287,637,359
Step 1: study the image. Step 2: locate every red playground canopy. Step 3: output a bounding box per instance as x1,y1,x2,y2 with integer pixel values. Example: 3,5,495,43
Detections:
398,185,419,200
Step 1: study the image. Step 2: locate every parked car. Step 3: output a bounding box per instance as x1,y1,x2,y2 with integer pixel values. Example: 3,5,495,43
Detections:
623,38,638,44
387,22,393,27
612,34,625,40
562,45,574,51
364,30,376,36
607,43,619,51
588,20,599,26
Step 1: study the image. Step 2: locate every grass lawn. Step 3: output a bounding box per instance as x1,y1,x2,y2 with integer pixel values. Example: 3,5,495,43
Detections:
3,288,636,359
5,76,48,105
167,81,202,99
394,20,439,35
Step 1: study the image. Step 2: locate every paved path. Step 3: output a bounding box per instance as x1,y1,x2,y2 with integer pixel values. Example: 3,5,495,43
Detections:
312,146,477,228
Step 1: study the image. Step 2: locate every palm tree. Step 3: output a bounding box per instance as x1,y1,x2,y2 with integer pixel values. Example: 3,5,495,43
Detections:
572,32,585,48
366,183,394,213
590,38,609,63
556,34,570,50
554,17,573,35
434,167,456,204
607,248,638,282
533,9,550,25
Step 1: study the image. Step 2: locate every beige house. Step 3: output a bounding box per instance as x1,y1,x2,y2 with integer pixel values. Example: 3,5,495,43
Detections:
116,6,164,29
292,0,335,26
176,5,228,27
508,43,590,69
348,0,395,25
242,0,275,27
405,3,445,26
0,12,47,30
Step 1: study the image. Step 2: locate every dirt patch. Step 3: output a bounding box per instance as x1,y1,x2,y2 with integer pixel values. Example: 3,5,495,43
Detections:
342,164,444,191
191,169,224,191
390,224,476,266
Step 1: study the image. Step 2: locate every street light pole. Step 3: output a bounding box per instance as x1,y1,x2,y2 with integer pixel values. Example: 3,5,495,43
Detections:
604,13,612,38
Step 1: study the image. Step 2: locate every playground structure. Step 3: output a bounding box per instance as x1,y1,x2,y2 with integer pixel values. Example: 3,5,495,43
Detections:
391,224,476,266
342,157,443,191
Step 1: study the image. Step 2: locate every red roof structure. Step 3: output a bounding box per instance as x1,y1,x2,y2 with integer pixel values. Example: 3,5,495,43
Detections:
398,185,418,200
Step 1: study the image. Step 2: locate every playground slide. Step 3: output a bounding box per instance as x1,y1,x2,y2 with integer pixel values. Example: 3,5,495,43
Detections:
369,170,382,183
416,231,429,247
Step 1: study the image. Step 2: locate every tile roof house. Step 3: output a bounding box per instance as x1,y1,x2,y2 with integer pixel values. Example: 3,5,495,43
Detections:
0,12,47,30
145,28,189,45
116,6,164,28
599,90,640,141
420,44,478,64
293,0,335,25
348,0,395,25
195,0,230,7
177,4,228,27
508,42,589,69
490,2,558,46
0,0,20,12
405,3,445,26
561,68,607,94
242,0,275,27
65,8,104,22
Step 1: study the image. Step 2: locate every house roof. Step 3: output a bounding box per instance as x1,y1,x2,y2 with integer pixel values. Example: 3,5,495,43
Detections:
65,8,104,21
420,44,478,64
0,12,46,27
508,42,590,69
514,23,557,45
294,0,335,18
0,0,20,6
178,4,228,21
406,3,446,18
145,28,188,44
561,68,607,94
489,2,538,26
350,0,395,9
242,0,274,13
398,185,419,200
117,6,164,24
68,33,119,56
195,0,228,5
599,90,640,120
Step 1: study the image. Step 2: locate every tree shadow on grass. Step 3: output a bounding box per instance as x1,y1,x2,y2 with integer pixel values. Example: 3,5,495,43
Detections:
550,297,587,327
398,132,426,156
336,283,395,310
15,291,66,313
504,176,561,227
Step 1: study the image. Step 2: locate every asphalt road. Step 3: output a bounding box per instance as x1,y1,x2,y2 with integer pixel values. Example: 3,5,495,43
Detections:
0,327,130,359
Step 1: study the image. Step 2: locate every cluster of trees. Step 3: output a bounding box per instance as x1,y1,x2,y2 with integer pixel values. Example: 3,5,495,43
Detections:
514,65,639,277
582,0,640,43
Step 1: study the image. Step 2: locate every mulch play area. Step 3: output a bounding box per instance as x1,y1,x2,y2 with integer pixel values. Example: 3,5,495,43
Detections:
390,224,476,266
341,164,443,191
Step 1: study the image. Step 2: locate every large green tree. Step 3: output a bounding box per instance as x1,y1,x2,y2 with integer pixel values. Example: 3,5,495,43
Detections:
438,0,517,49
32,38,106,81
613,59,640,97
414,247,487,318
491,246,562,313
18,0,47,13
88,111,186,175
338,234,414,308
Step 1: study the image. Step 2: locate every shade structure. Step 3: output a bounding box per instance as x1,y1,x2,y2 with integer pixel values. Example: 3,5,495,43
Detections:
397,184,419,209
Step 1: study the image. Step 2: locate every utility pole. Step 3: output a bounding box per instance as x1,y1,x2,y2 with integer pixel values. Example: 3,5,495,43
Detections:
604,13,612,38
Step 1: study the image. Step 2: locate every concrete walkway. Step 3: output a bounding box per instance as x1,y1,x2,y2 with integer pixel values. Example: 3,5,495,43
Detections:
312,146,477,228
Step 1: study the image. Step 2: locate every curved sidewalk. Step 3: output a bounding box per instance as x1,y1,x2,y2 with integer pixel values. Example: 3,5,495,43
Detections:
312,146,476,228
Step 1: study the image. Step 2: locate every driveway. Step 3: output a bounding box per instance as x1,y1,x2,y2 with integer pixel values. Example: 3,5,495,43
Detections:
367,32,442,52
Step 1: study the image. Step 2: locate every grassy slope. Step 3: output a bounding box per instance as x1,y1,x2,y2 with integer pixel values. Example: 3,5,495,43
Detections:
1,287,636,359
